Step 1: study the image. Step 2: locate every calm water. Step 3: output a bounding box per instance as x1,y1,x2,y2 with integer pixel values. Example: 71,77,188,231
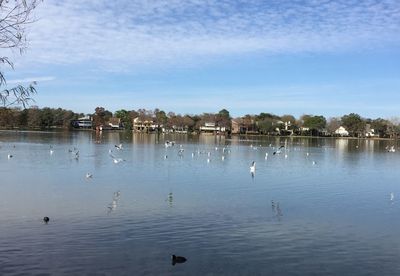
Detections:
0,130,399,275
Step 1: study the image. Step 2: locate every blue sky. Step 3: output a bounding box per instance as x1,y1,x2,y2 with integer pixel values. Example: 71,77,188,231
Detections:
4,0,400,118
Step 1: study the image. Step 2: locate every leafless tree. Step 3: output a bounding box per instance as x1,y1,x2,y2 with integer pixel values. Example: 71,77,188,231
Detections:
0,0,41,108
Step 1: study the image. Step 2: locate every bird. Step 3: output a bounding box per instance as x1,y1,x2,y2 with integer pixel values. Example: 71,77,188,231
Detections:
250,161,256,173
115,144,123,150
49,149,54,155
113,158,125,164
221,155,225,161
207,158,211,163
166,192,173,205
86,172,93,179
43,216,50,223
390,192,395,202
172,255,187,265
265,152,268,160
312,161,317,165
306,152,310,156
7,154,13,159
164,155,168,159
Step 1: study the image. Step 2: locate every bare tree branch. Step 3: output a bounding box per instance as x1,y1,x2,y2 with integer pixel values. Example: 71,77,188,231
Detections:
0,0,41,108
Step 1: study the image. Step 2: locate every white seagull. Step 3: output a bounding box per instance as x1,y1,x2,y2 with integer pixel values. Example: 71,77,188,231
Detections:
250,161,256,173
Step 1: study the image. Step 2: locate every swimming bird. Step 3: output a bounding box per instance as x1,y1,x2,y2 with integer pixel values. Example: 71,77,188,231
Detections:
50,149,54,155
221,155,225,161
166,192,173,205
312,161,316,165
265,152,268,160
172,255,187,265
43,216,50,223
7,154,13,159
390,192,394,202
115,144,123,150
306,152,310,156
86,172,93,179
207,158,211,163
250,161,256,173
388,146,396,153
164,155,168,159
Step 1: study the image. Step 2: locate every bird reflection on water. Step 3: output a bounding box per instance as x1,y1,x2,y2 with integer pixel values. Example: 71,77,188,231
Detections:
107,191,121,213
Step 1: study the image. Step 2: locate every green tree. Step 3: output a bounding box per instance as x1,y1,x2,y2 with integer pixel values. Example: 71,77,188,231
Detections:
115,109,132,129
371,118,390,138
257,118,276,134
216,108,231,130
341,113,365,137
303,115,327,136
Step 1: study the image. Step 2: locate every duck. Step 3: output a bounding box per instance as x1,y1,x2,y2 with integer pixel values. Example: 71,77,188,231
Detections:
172,255,187,265
43,216,50,223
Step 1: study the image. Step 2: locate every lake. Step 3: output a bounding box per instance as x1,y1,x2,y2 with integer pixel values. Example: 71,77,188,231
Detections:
0,130,399,275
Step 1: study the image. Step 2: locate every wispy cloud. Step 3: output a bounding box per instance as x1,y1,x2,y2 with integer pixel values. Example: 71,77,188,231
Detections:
14,0,400,72
6,76,55,84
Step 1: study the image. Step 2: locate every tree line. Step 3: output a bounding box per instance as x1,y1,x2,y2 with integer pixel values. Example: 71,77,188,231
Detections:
2,105,400,138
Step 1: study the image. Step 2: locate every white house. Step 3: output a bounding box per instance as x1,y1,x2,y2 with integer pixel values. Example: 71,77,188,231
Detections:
199,122,226,133
132,117,160,132
335,126,349,136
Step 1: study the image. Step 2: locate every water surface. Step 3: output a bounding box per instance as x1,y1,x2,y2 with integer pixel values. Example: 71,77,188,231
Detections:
0,131,399,275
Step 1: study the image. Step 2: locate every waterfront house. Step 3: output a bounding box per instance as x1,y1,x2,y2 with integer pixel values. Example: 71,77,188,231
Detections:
107,117,121,129
199,122,226,133
132,117,160,132
72,115,92,129
334,126,349,136
365,124,378,137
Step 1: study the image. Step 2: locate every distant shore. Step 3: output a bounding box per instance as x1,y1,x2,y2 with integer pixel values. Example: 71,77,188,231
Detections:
0,128,397,141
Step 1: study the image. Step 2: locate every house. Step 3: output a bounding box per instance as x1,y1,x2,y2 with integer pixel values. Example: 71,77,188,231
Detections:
334,126,349,136
231,118,258,134
71,115,92,128
199,122,226,133
365,124,378,137
107,117,121,129
132,117,160,132
231,119,244,134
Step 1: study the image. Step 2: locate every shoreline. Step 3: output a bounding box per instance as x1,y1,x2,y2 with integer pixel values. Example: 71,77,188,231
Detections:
0,129,397,141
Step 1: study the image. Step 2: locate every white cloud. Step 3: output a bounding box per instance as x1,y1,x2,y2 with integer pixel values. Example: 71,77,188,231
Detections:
6,76,55,84
12,0,400,72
